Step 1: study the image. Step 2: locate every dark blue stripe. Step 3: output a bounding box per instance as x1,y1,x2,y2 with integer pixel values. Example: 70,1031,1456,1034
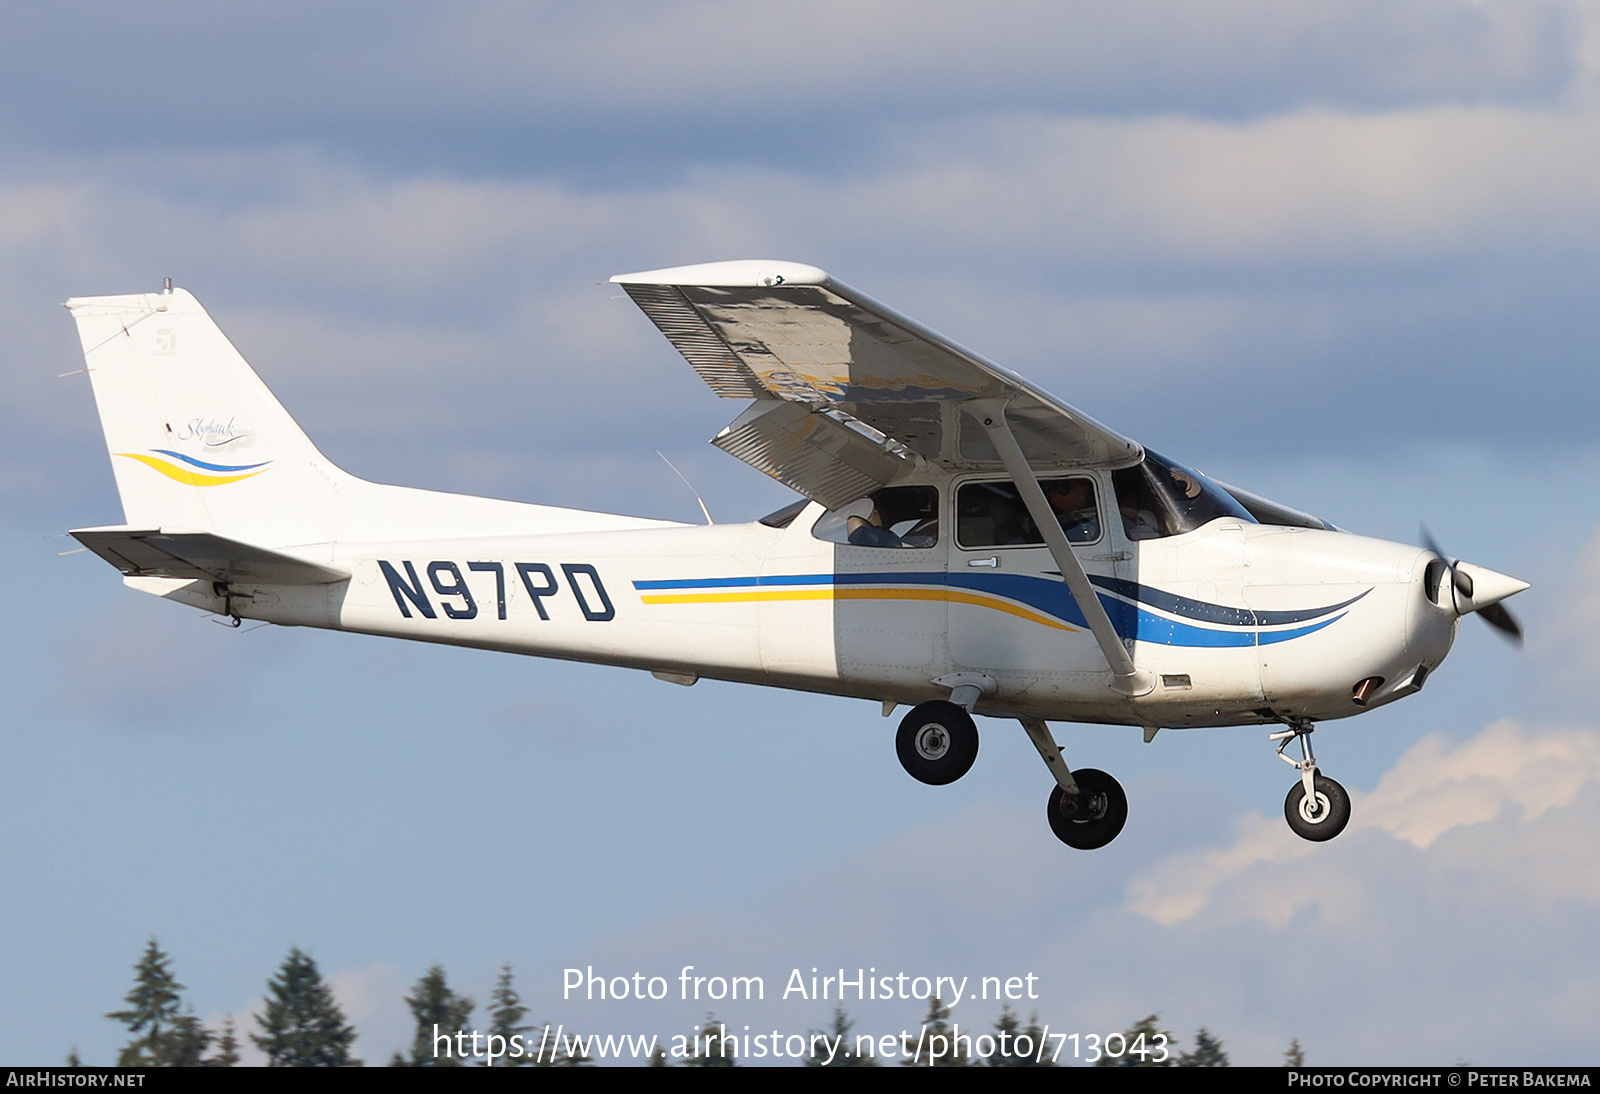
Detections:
152,449,272,473
633,574,833,590
1085,574,1369,625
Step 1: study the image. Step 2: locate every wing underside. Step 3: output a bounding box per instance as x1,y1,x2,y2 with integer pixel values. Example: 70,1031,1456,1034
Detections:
615,261,1141,508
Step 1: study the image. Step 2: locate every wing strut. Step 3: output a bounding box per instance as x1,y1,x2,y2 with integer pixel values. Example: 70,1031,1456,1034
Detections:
967,400,1156,698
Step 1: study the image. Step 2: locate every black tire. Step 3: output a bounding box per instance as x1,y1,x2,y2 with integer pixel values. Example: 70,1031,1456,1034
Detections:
1046,768,1127,850
895,701,979,785
1284,775,1351,842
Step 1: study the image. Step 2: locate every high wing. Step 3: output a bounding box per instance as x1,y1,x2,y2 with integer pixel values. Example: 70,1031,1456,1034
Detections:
612,260,1142,508
70,526,349,585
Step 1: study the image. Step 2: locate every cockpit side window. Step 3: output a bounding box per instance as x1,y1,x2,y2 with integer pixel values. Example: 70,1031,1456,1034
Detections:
955,477,1102,548
812,486,940,549
1111,450,1256,540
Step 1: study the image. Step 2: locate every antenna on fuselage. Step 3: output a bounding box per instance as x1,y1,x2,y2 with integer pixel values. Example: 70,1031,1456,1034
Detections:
657,451,714,525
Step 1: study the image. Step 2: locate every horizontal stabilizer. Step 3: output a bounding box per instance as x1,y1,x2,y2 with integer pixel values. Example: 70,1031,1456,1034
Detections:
69,526,348,586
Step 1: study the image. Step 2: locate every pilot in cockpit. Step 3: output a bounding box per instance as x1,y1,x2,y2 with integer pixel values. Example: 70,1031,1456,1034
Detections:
1043,478,1101,543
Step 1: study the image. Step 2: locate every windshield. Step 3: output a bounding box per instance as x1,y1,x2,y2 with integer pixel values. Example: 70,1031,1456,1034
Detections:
1111,450,1256,540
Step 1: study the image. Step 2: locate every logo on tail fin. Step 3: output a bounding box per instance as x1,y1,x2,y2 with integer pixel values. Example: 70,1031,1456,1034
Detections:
116,449,272,486
175,417,255,450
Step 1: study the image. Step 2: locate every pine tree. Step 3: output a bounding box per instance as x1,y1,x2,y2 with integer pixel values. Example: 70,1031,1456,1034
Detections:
208,1018,241,1067
1284,1037,1307,1067
166,1014,213,1067
805,1007,876,1067
1022,1013,1056,1067
1176,1027,1229,1067
252,947,359,1066
523,1022,560,1066
517,1021,590,1067
397,965,474,1066
901,997,970,1067
1093,1014,1176,1067
682,1013,737,1067
485,966,530,1067
107,938,195,1066
986,1006,1053,1066
557,1029,593,1068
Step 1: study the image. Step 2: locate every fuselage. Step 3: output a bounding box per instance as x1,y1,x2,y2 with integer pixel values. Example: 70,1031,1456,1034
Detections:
134,480,1457,731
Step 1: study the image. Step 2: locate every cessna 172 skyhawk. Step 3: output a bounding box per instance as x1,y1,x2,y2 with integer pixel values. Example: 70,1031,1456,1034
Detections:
64,261,1529,850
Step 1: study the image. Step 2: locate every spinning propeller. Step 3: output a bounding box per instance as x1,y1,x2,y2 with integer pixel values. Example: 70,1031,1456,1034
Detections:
1421,528,1526,644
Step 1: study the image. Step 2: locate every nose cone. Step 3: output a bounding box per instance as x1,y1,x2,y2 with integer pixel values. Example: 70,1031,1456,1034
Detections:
1452,561,1530,613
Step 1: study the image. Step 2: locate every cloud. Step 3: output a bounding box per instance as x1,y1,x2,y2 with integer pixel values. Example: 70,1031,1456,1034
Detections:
1128,721,1600,928
0,1,1576,171
22,98,1600,300
821,104,1600,269
0,183,82,247
1543,525,1600,680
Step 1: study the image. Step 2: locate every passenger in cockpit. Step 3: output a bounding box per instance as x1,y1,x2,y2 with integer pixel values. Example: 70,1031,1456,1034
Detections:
845,500,903,548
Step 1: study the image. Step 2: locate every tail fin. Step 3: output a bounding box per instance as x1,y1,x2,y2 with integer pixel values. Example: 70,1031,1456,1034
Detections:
65,286,352,548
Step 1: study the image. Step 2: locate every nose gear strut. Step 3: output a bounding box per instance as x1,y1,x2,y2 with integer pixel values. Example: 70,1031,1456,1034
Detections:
1269,719,1351,841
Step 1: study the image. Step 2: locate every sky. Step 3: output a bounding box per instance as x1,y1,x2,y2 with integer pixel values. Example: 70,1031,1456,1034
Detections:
1,0,1597,1067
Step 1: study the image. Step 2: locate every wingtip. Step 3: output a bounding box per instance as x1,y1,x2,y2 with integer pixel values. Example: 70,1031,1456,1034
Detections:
609,259,829,288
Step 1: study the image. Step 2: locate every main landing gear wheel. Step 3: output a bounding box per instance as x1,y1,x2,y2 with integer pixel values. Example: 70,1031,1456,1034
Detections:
1284,776,1350,842
895,701,979,785
1047,768,1127,850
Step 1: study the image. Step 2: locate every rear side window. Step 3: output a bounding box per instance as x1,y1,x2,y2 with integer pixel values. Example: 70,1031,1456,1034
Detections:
758,498,810,528
812,486,940,548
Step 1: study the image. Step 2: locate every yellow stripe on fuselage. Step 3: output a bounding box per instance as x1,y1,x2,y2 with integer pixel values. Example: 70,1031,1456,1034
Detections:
637,586,1074,631
116,452,267,487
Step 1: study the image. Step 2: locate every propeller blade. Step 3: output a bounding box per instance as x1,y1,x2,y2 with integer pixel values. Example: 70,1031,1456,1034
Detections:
1477,601,1523,645
1420,526,1445,562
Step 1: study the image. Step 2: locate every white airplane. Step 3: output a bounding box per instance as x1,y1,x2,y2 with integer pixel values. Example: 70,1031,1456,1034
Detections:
63,261,1529,850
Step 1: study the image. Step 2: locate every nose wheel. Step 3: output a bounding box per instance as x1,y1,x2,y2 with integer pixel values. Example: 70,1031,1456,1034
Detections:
1271,720,1351,842
1284,775,1350,841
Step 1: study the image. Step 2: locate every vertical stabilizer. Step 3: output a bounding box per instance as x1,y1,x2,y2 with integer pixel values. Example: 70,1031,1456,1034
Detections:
65,287,351,548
